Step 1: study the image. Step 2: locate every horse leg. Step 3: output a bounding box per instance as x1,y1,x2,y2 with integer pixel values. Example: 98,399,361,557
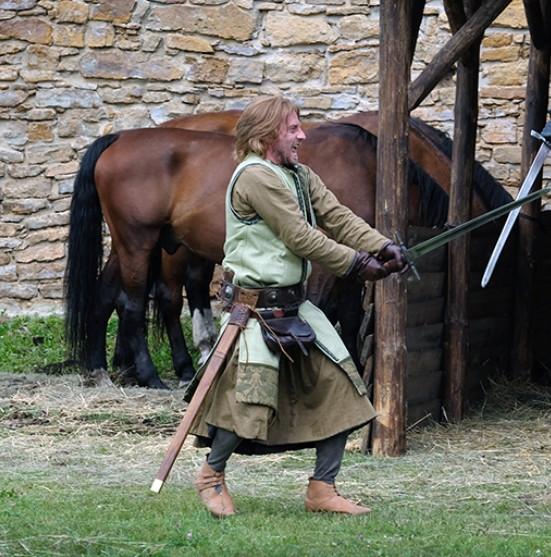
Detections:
155,247,197,386
336,279,364,371
112,329,129,371
93,251,144,382
186,255,218,365
110,254,134,374
116,247,169,390
83,253,120,387
86,249,153,387
116,292,169,390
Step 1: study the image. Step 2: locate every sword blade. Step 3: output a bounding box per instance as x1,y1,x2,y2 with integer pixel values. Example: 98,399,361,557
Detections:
481,138,551,287
397,187,550,280
409,188,549,259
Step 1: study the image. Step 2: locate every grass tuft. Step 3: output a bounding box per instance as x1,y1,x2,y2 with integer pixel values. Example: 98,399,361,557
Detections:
0,312,198,379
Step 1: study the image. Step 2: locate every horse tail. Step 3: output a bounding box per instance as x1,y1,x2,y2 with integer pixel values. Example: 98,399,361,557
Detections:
64,133,120,361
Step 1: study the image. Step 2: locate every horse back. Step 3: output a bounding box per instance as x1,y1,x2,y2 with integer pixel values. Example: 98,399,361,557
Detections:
159,110,242,134
160,109,322,136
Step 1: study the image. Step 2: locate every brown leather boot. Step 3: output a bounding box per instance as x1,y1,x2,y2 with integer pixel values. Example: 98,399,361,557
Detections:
304,478,372,515
194,461,236,517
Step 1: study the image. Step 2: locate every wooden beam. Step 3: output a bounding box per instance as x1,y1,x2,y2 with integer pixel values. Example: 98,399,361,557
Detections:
443,0,467,33
372,0,411,457
510,42,551,379
522,0,547,51
410,0,426,65
409,0,512,111
543,0,551,39
442,0,482,423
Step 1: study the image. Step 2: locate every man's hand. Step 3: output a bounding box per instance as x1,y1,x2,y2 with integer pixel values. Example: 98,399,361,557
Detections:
354,252,390,282
378,241,409,274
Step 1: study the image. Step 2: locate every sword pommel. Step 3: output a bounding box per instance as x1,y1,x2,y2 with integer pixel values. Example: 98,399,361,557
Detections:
395,231,420,281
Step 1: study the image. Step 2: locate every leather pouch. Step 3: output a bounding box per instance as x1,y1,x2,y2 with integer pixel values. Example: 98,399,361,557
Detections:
258,312,316,356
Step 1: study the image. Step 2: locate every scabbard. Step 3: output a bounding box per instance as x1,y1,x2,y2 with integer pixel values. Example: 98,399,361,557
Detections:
150,302,252,493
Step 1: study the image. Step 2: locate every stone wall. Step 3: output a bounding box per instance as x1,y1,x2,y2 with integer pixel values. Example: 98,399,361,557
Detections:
0,0,546,315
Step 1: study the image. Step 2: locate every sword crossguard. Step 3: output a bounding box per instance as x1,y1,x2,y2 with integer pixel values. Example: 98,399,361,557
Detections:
394,231,420,281
531,129,551,150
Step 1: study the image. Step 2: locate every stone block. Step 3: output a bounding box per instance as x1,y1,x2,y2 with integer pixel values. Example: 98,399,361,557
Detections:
0,17,52,44
265,12,338,46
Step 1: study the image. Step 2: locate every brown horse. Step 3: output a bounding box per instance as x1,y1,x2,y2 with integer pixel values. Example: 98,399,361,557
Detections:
65,122,452,389
154,111,510,381
163,110,492,215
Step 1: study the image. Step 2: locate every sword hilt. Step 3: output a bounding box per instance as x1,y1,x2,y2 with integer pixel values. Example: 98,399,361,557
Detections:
531,129,551,150
394,231,420,281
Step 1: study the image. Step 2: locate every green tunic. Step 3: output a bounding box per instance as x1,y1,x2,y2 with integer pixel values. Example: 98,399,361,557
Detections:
189,155,389,454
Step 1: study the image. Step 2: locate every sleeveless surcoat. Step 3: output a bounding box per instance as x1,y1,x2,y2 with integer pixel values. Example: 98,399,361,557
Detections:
189,155,384,452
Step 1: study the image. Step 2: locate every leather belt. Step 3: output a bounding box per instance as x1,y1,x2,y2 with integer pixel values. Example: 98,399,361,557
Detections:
220,272,306,309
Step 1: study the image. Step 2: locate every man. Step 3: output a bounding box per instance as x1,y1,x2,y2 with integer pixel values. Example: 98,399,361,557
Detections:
188,95,407,517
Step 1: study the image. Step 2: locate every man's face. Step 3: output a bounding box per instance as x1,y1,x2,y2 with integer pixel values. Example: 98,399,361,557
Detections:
265,111,306,168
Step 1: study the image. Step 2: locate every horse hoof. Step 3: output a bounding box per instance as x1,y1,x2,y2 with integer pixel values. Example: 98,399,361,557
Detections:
83,368,115,388
149,378,171,390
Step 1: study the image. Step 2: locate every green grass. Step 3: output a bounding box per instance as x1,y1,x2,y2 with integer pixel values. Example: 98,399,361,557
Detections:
1,451,549,557
1,314,550,556
0,312,196,378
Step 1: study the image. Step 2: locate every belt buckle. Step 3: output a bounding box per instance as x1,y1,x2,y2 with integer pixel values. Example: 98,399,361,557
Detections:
221,282,234,303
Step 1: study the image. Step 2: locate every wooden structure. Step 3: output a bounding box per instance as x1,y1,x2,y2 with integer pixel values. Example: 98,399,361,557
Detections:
370,0,551,456
361,221,516,448
532,211,551,382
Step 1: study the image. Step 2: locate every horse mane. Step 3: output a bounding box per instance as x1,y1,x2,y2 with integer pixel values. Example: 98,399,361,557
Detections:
337,123,450,227
409,117,513,209
408,155,450,227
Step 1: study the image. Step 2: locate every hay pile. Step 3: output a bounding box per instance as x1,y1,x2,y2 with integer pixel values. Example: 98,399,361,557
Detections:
1,372,550,498
0,372,197,487
0,372,187,436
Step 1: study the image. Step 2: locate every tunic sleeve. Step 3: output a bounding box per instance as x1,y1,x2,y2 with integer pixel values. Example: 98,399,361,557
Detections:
232,165,357,277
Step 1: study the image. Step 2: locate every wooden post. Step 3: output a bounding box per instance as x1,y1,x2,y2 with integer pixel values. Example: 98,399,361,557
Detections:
408,0,512,111
442,1,481,422
510,40,550,379
371,0,410,457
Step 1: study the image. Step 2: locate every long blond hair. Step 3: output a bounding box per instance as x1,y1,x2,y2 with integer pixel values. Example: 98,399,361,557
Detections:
234,96,300,162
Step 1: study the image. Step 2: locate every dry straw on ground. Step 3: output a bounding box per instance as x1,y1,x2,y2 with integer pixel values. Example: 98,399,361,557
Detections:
1,372,550,510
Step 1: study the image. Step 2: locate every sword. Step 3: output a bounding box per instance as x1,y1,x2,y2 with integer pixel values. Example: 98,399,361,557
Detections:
395,186,551,281
150,301,254,494
481,121,551,287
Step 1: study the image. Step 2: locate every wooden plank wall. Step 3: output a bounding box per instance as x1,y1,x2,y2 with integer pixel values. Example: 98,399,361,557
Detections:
405,226,447,426
361,222,517,428
466,222,516,400
532,211,551,384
